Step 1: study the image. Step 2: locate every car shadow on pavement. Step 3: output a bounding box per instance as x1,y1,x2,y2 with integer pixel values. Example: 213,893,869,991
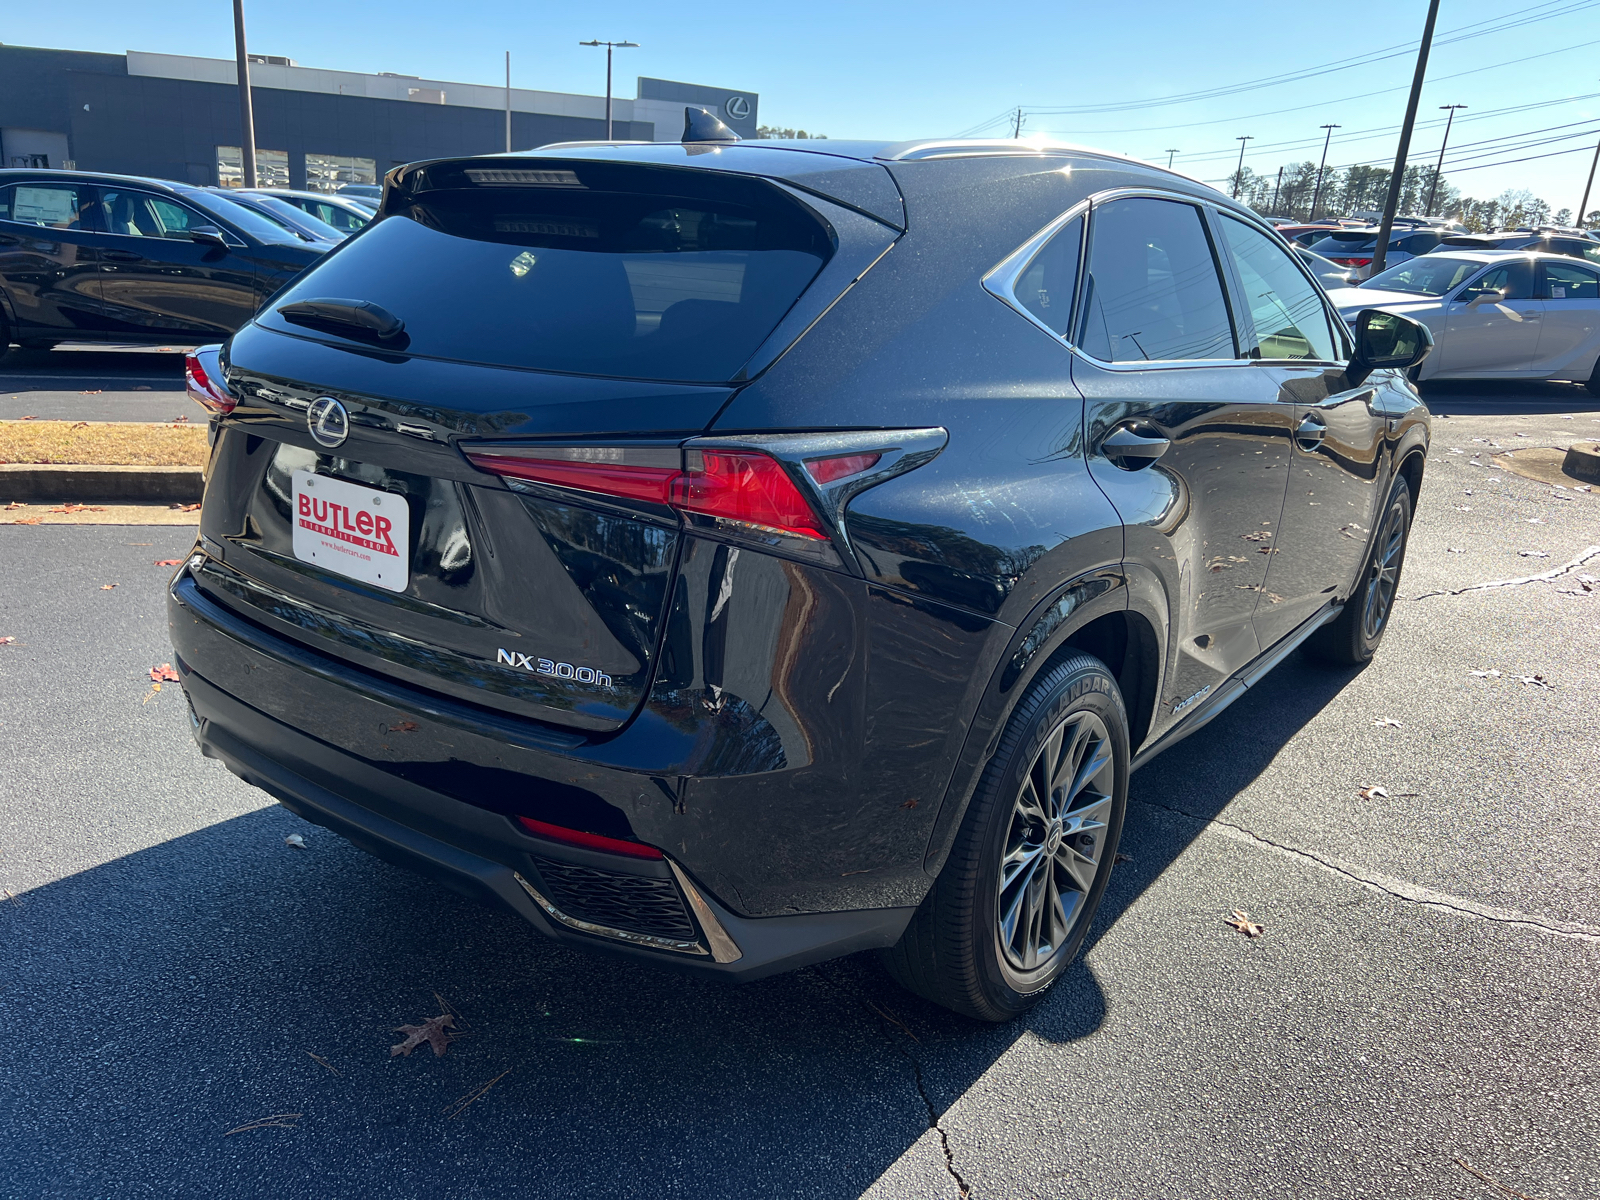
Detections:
1419,378,1600,416
0,653,1357,1200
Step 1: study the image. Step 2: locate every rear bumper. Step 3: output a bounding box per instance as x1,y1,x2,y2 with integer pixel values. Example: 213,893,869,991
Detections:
169,572,917,981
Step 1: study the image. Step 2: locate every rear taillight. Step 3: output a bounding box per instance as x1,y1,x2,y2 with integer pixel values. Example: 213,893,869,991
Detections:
1331,257,1372,267
463,447,872,543
185,346,235,415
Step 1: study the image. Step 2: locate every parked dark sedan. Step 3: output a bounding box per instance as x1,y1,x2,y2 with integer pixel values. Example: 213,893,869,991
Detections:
171,129,1432,1020
0,169,326,352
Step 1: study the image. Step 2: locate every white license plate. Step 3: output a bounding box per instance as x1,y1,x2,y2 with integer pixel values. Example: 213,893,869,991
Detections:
291,469,410,592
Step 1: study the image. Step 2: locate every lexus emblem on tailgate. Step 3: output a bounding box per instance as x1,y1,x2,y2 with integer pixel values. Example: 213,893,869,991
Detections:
307,397,349,448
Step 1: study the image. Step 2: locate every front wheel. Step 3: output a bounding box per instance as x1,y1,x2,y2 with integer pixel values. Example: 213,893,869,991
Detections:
883,654,1129,1022
1305,474,1413,666
1586,354,1600,399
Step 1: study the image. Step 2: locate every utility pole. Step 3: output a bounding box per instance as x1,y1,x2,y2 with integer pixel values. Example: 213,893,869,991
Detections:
231,0,257,187
1309,124,1340,221
1232,136,1253,200
1165,148,1180,169
1271,166,1283,215
504,52,512,153
1012,108,1024,138
1370,0,1441,277
1424,104,1466,216
579,39,638,140
1578,135,1600,229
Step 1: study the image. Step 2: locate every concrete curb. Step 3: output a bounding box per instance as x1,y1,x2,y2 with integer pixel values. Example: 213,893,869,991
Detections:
1563,443,1600,484
0,464,203,503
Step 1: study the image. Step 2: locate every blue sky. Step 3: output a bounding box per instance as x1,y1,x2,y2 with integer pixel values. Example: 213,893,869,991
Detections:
5,0,1598,212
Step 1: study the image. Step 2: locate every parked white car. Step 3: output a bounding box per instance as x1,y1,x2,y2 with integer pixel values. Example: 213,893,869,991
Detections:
1326,250,1600,392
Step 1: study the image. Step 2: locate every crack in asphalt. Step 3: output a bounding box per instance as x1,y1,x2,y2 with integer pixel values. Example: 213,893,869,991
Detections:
1409,544,1600,601
871,1016,973,1199
1134,798,1600,944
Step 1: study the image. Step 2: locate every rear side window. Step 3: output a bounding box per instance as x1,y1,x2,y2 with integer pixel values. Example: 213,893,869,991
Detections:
1540,261,1600,300
264,166,834,383
0,183,90,229
1219,216,1337,361
1079,197,1235,362
1013,216,1082,337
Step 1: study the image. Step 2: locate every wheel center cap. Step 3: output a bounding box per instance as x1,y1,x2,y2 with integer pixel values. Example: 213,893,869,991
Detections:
1044,819,1065,857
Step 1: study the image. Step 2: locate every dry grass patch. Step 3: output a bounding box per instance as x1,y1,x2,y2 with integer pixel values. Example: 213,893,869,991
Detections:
0,420,207,466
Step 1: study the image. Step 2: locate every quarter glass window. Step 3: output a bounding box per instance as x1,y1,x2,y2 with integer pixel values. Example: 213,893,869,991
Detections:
1079,198,1235,362
1013,216,1083,337
0,183,88,229
1220,216,1337,360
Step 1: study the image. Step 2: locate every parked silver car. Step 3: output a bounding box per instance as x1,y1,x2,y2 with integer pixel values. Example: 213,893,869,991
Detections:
242,189,374,234
1326,250,1600,391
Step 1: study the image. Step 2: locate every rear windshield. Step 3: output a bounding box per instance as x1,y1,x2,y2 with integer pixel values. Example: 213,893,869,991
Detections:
261,166,834,382
1362,255,1485,296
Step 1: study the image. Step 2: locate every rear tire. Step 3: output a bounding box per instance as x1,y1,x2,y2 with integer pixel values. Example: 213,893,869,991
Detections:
882,654,1128,1022
1585,355,1600,398
1305,474,1413,666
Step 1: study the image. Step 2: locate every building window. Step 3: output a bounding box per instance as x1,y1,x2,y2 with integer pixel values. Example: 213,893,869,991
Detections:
216,146,289,188
304,153,378,194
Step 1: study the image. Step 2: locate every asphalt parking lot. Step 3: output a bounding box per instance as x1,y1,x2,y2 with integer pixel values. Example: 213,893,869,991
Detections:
1,360,1597,1200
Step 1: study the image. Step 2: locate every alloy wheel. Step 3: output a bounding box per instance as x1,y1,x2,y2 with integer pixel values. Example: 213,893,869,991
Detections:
1361,497,1408,641
995,711,1115,972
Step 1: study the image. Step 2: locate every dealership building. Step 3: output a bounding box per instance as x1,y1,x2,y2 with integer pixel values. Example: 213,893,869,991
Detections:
0,43,760,191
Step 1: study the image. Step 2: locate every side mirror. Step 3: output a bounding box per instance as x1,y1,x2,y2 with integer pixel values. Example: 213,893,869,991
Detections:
1348,308,1433,385
189,225,229,248
1463,288,1502,307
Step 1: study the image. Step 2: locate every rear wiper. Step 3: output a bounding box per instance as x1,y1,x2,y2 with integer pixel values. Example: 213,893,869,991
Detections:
276,298,408,348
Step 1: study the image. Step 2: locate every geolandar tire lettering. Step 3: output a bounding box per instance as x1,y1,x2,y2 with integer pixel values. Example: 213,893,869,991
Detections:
496,648,613,688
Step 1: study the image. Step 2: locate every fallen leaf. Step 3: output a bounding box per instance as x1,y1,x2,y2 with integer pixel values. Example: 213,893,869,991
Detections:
170,413,189,421
1113,852,1133,864
1372,718,1403,728
284,834,307,849
70,421,88,429
1446,547,1465,554
78,389,102,395
21,414,36,420
168,502,201,512
1241,531,1272,541
1358,785,1390,800
3,502,24,510
387,721,419,733
898,798,918,809
154,559,182,566
50,504,107,514
223,1113,302,1136
1516,674,1553,690
0,636,14,645
1519,550,1551,558
149,663,180,682
391,1013,457,1058
10,517,42,525
1224,910,1264,937
100,583,118,591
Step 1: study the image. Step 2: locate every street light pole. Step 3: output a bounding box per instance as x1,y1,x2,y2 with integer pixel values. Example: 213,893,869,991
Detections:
1424,104,1466,217
1165,148,1180,169
1271,166,1283,215
1232,136,1253,200
1578,135,1600,230
1309,123,1340,221
231,0,257,188
1370,0,1442,277
505,51,512,153
579,39,639,140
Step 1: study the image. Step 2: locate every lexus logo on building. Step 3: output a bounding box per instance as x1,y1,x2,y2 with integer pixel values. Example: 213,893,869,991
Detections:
724,95,751,120
307,397,349,448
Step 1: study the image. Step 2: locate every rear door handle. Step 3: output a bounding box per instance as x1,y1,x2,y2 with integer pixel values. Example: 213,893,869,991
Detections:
101,249,143,262
1295,414,1326,449
1101,426,1171,468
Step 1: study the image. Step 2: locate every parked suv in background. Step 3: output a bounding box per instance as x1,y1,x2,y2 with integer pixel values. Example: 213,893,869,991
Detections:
1306,225,1445,279
1440,230,1600,266
244,188,374,234
172,131,1431,1021
0,169,327,352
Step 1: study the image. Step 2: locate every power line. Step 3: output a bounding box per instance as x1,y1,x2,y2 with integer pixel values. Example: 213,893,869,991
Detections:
1016,0,1599,117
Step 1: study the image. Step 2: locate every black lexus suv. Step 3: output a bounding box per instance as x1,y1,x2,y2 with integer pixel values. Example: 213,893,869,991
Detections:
169,124,1432,1021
